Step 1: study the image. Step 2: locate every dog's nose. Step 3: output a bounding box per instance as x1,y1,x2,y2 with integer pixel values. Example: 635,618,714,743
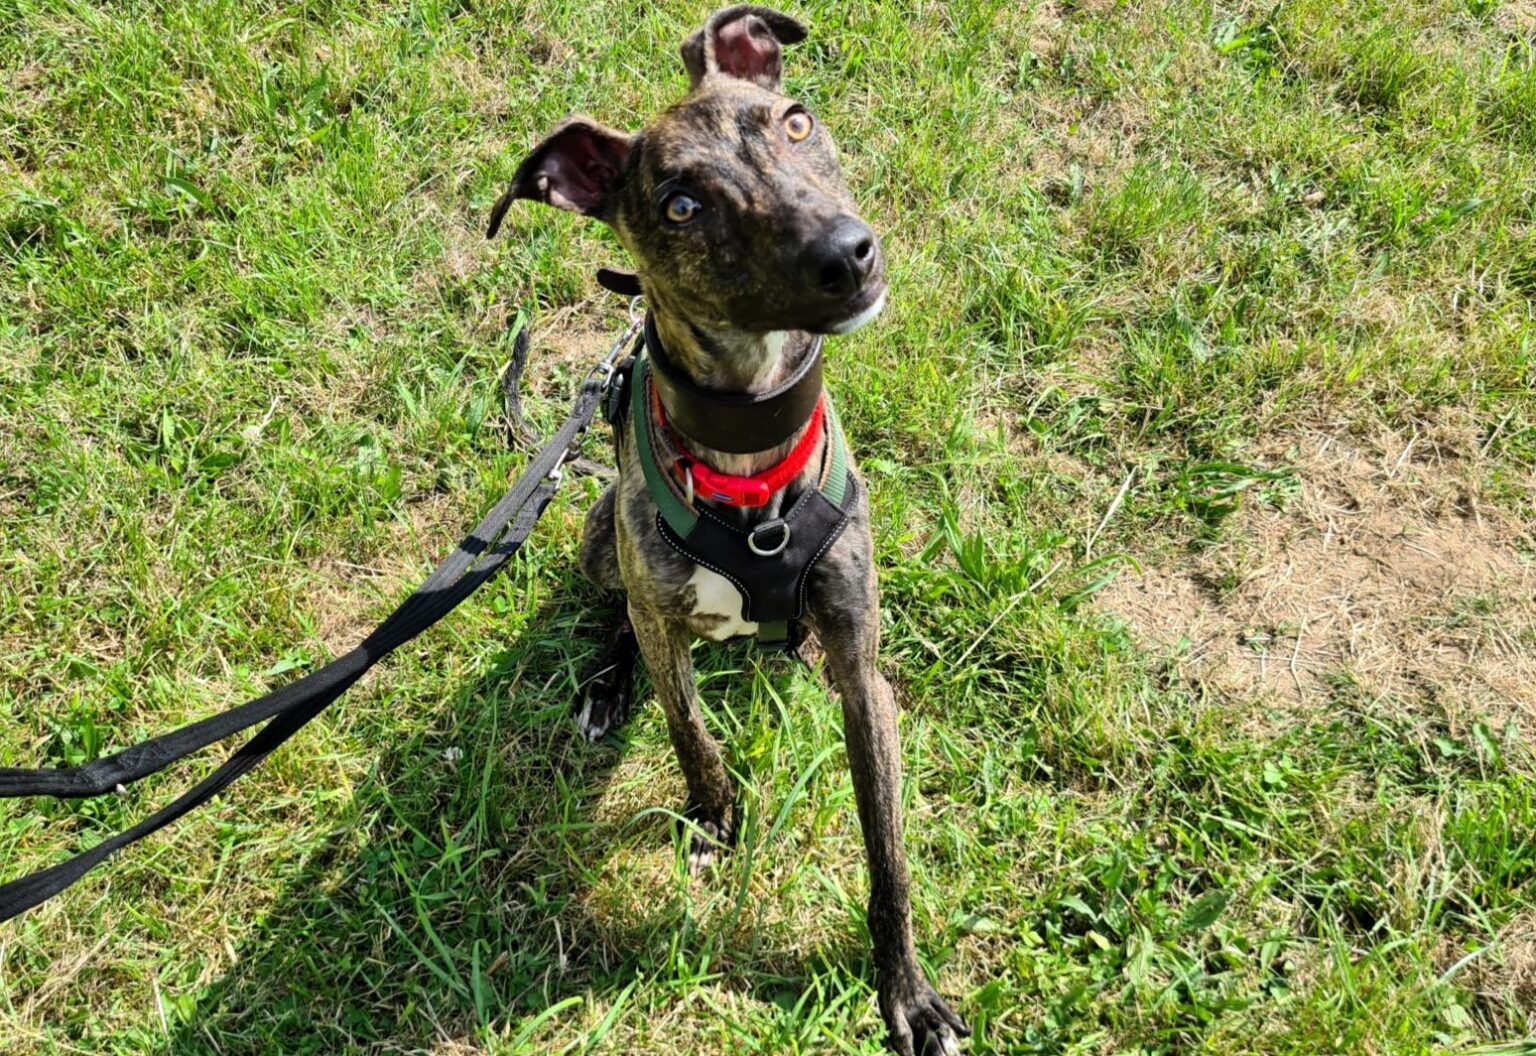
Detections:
802,218,877,298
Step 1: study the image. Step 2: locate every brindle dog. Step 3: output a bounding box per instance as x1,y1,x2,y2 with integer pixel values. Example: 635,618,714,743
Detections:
487,8,969,1054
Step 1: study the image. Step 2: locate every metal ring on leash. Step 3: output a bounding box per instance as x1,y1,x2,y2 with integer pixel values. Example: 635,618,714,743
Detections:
747,519,791,557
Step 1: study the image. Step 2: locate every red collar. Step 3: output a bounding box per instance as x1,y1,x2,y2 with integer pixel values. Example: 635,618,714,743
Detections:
651,383,826,509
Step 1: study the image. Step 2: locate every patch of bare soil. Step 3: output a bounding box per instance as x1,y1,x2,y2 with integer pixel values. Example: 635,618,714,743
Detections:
1099,430,1536,735
528,314,620,384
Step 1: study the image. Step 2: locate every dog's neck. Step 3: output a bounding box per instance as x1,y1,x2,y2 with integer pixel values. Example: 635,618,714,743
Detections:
649,306,822,480
651,311,814,392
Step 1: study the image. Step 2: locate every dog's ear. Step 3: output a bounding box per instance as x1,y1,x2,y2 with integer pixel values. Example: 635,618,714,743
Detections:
680,5,808,91
486,117,634,236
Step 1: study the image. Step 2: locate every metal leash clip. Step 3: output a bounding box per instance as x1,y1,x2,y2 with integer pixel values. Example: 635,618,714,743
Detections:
592,295,645,389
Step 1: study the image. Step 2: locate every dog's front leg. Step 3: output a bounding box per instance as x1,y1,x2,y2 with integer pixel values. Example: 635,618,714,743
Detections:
812,570,969,1055
627,605,736,872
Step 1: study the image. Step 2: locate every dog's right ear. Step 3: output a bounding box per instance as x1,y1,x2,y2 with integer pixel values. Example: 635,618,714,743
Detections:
486,117,634,237
681,6,808,91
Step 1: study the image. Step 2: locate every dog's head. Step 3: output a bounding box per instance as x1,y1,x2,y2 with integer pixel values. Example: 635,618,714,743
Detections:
488,5,885,337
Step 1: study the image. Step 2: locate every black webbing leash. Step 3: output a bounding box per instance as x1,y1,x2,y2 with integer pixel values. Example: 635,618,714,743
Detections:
0,302,643,925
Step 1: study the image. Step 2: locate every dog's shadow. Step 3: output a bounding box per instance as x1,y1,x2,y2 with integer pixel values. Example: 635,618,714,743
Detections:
162,585,863,1054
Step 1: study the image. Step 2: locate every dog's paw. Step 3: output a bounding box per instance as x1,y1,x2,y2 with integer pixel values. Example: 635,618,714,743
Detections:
679,801,735,875
879,978,969,1056
572,667,633,742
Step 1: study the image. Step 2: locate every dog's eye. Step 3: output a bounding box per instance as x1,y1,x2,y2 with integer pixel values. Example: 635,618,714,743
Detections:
784,110,813,142
664,193,701,224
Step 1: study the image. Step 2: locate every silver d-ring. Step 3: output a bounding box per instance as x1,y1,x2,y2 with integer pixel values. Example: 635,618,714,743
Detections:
747,520,791,557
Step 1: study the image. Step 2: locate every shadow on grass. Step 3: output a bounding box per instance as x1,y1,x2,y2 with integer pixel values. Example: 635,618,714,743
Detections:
160,586,862,1054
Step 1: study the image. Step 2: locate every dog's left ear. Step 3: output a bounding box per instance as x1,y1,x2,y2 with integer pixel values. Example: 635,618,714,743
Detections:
681,5,808,91
486,117,634,237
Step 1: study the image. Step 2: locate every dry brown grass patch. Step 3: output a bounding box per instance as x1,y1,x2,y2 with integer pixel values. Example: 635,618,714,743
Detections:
1100,428,1536,738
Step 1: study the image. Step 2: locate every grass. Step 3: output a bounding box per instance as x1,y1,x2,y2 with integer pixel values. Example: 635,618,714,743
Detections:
2,0,1535,1053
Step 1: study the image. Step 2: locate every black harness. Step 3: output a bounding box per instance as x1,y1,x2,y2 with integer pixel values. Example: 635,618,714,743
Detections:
605,317,857,648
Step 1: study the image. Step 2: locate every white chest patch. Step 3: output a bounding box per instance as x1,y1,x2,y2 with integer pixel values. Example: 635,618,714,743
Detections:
687,564,758,640
736,331,787,388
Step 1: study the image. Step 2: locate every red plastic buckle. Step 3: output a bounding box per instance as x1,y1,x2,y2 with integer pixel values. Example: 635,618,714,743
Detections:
687,461,772,507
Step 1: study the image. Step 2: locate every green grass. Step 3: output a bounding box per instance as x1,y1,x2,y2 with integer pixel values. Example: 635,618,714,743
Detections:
3,1,1535,1053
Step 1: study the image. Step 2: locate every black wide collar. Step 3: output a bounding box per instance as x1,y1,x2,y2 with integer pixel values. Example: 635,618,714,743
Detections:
642,313,825,455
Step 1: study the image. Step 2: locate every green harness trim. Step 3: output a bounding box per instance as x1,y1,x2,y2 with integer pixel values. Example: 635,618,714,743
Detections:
630,354,699,539
822,397,849,507
756,620,792,647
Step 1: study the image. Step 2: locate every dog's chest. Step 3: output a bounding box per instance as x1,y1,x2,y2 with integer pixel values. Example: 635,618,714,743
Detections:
686,564,758,640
